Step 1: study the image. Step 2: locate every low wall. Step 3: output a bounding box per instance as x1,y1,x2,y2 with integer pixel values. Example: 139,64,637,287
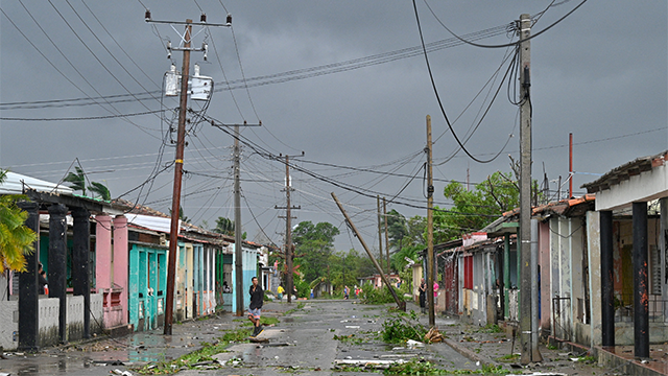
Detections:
0,300,18,350
0,294,105,350
38,297,60,348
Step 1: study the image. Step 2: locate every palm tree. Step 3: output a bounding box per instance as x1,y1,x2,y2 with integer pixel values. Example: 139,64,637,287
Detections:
214,217,235,236
88,181,111,201
0,170,38,272
64,166,87,196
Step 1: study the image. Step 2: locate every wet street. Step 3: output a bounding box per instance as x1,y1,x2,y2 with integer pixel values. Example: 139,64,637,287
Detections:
0,300,477,376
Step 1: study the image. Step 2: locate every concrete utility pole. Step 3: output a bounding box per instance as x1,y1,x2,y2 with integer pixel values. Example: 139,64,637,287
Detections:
518,13,542,364
233,125,244,316
146,12,231,335
383,197,390,273
426,115,436,327
276,153,303,303
377,196,385,279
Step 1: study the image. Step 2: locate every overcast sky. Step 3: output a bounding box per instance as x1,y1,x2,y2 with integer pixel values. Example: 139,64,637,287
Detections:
1,1,666,251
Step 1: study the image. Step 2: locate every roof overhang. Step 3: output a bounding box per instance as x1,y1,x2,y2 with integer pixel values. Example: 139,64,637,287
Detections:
582,150,668,211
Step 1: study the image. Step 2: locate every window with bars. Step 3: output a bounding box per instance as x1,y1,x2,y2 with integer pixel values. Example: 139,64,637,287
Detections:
650,244,661,295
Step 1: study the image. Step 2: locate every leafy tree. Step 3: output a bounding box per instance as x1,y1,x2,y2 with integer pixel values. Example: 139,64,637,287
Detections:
405,215,426,246
432,171,520,243
383,209,408,251
64,166,87,196
0,170,38,272
214,217,235,236
292,221,340,284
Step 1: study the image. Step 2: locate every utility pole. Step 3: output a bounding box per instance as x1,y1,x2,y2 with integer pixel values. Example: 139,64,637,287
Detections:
146,11,231,335
569,133,573,199
233,125,244,316
276,153,303,303
377,196,385,280
162,19,191,336
383,197,390,273
426,115,435,327
518,13,542,364
332,193,405,311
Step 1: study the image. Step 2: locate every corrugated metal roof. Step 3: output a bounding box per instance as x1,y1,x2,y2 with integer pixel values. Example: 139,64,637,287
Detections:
0,171,73,195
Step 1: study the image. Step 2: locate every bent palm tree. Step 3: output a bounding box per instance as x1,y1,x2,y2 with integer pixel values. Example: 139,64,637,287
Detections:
64,166,87,196
88,181,111,201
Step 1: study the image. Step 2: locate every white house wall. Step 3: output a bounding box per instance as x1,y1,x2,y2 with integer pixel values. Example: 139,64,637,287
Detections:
595,162,668,211
587,211,603,348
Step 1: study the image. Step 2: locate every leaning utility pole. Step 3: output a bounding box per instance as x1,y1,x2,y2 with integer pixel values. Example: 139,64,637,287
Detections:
332,193,405,311
426,115,435,327
276,153,303,303
162,19,191,336
146,11,231,335
518,13,542,364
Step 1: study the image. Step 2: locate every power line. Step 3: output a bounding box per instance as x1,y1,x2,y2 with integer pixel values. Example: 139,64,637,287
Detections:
421,0,589,49
0,24,510,110
0,109,166,121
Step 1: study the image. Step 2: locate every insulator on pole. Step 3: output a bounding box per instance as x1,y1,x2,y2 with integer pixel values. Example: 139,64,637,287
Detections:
145,9,151,21
200,13,206,23
226,13,232,25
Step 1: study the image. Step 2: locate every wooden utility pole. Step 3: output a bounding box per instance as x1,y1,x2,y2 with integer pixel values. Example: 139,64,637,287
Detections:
332,193,405,311
426,115,435,327
518,13,542,364
383,197,390,273
163,19,192,336
146,12,231,332
276,153,302,303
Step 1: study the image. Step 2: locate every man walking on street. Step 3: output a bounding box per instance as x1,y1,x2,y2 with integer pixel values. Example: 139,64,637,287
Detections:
248,276,264,337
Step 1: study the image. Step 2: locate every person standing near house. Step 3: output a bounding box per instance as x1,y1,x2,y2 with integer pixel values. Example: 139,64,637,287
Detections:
248,276,264,337
343,285,349,300
433,280,439,302
38,263,48,295
277,284,285,301
418,278,427,314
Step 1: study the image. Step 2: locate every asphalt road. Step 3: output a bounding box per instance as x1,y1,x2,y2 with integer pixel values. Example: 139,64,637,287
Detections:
0,300,478,376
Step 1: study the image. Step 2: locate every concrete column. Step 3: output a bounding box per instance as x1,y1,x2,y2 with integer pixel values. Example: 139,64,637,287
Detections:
632,202,649,358
600,210,614,347
72,208,91,339
113,215,128,325
17,201,40,351
48,203,68,344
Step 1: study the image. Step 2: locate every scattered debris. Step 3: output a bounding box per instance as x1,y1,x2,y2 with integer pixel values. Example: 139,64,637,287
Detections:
333,358,405,370
424,327,445,343
406,339,425,349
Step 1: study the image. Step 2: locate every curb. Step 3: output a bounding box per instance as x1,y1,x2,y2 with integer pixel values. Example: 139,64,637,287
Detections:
443,337,498,367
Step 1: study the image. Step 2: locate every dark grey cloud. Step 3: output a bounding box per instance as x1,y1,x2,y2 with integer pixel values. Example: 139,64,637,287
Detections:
1,0,666,250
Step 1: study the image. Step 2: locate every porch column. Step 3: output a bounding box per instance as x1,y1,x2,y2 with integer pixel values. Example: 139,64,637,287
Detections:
600,210,614,347
72,208,91,339
113,215,128,325
632,202,649,358
17,202,40,351
48,203,68,344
